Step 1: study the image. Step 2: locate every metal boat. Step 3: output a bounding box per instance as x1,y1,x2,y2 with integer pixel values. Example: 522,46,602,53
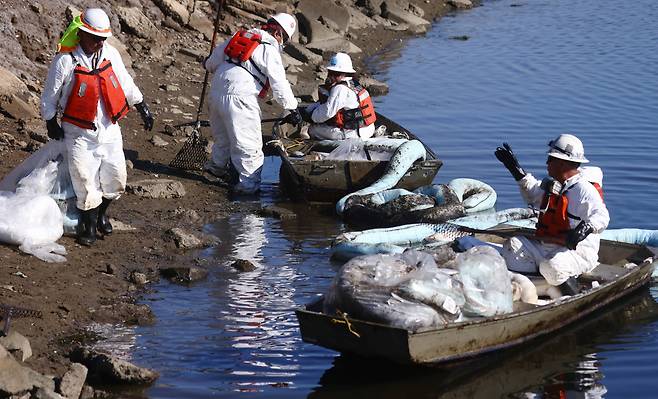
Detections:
295,227,656,365
268,112,442,202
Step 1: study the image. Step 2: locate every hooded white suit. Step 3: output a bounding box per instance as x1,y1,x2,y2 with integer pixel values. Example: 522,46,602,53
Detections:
40,43,143,211
205,28,297,194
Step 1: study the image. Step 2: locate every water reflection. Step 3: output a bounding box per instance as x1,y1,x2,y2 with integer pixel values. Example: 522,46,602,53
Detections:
309,287,658,398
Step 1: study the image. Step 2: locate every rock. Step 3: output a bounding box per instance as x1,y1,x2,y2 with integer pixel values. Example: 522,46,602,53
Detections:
150,134,169,147
294,82,320,103
0,345,56,397
178,47,206,61
58,363,87,399
226,5,267,23
0,331,32,361
160,266,208,283
303,20,342,44
126,179,186,199
347,7,379,30
358,76,390,96
0,66,29,98
226,0,275,19
257,205,297,220
358,0,385,16
282,53,303,68
306,37,362,55
116,6,158,39
284,42,323,65
153,0,190,25
231,259,257,272
448,0,474,9
173,207,201,223
0,94,38,120
163,227,203,249
299,0,352,34
69,347,159,385
110,218,137,231
33,387,65,399
129,271,148,285
107,36,134,72
188,8,214,40
381,1,431,34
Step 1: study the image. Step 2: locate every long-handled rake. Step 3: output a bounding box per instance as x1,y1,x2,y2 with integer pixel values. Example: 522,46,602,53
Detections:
169,1,224,171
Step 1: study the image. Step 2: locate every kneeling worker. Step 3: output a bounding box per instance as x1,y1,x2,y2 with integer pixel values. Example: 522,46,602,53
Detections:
41,8,154,247
494,134,609,295
302,53,376,140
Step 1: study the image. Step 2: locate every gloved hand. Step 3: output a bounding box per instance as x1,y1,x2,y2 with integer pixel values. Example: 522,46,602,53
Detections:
298,106,313,123
565,221,594,250
282,108,302,126
135,101,154,131
46,117,64,140
495,143,526,181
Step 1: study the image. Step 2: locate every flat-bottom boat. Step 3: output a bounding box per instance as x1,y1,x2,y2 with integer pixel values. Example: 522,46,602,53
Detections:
268,112,442,203
295,227,656,365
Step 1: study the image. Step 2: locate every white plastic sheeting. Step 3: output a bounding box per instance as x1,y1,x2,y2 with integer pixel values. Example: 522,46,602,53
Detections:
0,141,75,262
325,247,515,331
0,161,66,262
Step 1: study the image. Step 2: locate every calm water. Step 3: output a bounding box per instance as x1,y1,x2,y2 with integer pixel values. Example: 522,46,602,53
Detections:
124,1,658,397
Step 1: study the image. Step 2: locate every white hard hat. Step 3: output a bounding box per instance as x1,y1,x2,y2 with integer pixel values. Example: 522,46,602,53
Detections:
326,52,356,74
270,13,296,42
79,8,112,38
547,133,589,163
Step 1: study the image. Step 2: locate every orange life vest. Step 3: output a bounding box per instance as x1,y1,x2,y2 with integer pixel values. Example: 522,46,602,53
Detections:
535,181,605,244
62,58,129,130
325,81,376,130
224,30,270,98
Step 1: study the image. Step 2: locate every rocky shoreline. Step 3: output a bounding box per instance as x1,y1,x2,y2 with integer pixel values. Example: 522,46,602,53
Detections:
0,0,477,397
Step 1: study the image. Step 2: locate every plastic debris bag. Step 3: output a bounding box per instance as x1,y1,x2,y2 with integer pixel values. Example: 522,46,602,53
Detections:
456,246,513,317
0,163,66,263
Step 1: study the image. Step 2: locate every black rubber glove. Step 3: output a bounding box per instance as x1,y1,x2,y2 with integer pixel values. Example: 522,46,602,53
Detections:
46,117,64,140
495,143,526,181
282,109,302,126
565,221,594,250
299,106,313,123
135,101,154,131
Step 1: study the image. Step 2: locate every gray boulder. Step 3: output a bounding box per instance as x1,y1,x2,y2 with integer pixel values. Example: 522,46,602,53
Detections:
58,363,88,399
117,6,159,39
69,347,159,385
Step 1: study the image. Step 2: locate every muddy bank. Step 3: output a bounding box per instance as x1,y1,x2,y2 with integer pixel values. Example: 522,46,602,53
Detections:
0,0,477,395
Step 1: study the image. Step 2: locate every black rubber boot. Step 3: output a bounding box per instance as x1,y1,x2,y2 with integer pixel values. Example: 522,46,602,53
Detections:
558,276,580,296
97,198,113,236
76,207,98,246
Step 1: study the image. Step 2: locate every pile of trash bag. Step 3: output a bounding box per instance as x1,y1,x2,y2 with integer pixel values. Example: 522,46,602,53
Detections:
0,141,78,262
324,246,514,332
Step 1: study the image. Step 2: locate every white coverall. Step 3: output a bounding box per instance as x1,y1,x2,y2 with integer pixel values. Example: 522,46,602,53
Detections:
306,77,375,140
205,29,298,193
40,43,143,211
501,172,610,285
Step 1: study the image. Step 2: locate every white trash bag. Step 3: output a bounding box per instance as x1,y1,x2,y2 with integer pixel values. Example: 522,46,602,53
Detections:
0,141,72,262
457,246,513,317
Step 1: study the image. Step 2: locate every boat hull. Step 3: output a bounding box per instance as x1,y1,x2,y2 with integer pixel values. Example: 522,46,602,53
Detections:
296,238,656,365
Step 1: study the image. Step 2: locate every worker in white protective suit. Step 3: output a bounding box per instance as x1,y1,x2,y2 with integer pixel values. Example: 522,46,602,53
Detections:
301,53,377,140
494,134,610,295
41,8,154,246
204,13,301,195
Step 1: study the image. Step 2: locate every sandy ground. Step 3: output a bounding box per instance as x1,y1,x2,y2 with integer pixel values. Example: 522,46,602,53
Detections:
0,0,470,379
